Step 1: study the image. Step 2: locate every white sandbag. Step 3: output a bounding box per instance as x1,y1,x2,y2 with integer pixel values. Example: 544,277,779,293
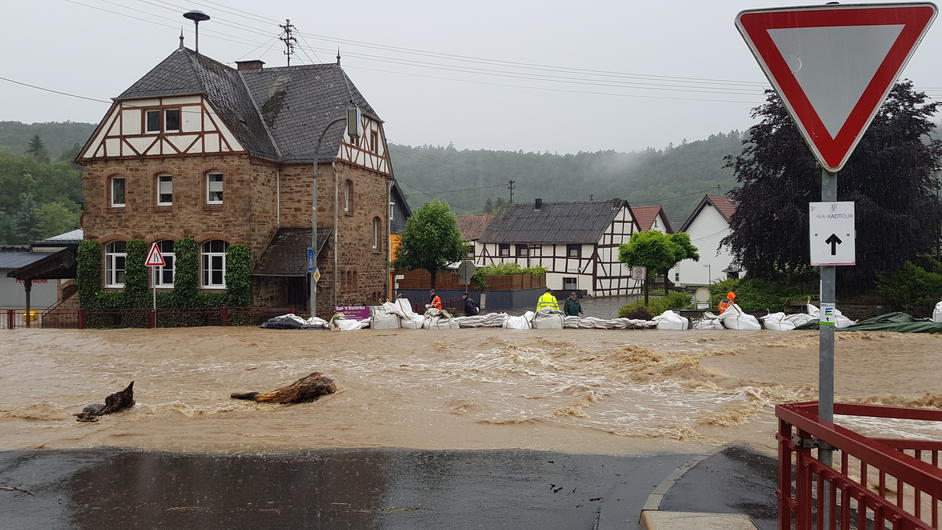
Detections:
785,313,814,328
806,304,855,329
653,310,689,330
424,317,460,329
329,314,366,331
370,306,401,330
933,301,942,323
694,317,725,330
503,314,531,329
719,304,761,330
455,313,508,328
533,308,565,329
761,312,795,331
401,315,425,329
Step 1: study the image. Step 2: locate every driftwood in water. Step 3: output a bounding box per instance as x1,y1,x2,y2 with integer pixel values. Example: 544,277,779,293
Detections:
74,381,135,422
231,372,336,404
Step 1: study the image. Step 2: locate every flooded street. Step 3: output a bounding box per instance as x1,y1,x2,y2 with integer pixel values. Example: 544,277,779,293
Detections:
1,327,939,455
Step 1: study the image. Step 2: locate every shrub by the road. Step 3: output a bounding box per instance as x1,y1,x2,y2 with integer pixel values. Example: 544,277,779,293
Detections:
619,291,691,318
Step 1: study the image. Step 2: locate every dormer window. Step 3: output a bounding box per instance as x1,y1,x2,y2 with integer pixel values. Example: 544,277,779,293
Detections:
164,109,181,132
145,110,160,133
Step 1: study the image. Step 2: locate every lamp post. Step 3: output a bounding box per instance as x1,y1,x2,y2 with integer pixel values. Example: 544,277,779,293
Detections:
310,106,360,318
703,263,711,285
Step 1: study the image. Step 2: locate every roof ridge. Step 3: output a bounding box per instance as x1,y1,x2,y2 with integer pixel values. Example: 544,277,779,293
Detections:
237,70,282,161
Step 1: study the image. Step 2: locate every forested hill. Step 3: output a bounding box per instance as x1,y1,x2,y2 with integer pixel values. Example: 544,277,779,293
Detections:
0,120,744,233
0,121,96,160
389,131,743,224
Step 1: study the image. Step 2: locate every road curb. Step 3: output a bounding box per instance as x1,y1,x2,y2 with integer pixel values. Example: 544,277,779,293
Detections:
640,451,713,512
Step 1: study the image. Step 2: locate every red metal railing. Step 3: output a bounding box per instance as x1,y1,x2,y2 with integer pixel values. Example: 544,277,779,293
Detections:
0,307,300,329
777,401,942,529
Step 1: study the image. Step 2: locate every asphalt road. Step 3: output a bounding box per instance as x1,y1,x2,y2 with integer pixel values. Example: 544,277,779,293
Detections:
0,448,693,529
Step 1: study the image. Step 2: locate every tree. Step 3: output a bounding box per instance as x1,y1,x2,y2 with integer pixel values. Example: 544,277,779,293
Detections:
14,192,42,244
724,82,942,288
25,135,49,163
37,201,79,239
619,231,699,304
483,198,494,213
395,200,466,288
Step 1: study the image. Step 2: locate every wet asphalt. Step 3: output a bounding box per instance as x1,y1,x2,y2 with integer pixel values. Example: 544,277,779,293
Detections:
0,448,699,530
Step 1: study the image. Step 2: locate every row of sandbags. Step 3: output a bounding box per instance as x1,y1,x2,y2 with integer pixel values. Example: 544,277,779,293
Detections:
564,316,656,329
682,303,857,331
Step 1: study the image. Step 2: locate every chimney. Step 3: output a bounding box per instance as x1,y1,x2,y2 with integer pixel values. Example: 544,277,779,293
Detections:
235,60,265,71
534,198,543,210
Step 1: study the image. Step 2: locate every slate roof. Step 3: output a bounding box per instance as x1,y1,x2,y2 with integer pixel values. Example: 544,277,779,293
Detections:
630,205,672,233
240,64,378,163
0,249,46,269
679,194,737,232
457,214,495,241
390,182,412,234
117,48,278,160
254,227,333,277
115,47,380,164
32,228,84,248
480,199,629,244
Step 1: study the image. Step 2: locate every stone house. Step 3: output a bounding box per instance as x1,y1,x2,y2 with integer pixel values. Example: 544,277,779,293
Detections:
472,199,642,296
77,46,399,315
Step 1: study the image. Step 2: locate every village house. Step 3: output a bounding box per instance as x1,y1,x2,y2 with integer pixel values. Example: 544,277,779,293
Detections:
630,205,672,233
457,214,496,260
472,199,642,296
77,45,401,314
671,194,742,286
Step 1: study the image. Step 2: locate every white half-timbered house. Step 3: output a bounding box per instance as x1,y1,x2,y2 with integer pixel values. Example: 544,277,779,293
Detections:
473,199,641,296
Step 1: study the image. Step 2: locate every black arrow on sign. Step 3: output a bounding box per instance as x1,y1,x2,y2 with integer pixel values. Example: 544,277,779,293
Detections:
825,233,842,255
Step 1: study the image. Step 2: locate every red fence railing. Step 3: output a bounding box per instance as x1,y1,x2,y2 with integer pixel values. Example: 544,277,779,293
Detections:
0,307,301,329
777,401,942,529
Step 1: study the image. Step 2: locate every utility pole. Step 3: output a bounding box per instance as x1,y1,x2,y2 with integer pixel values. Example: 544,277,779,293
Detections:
279,19,297,66
508,180,515,204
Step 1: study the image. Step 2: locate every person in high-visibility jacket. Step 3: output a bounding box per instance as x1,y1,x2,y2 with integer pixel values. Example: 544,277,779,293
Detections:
718,291,736,314
536,288,559,312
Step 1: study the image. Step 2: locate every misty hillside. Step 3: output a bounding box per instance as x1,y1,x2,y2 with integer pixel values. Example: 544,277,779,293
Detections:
0,120,744,225
389,131,743,224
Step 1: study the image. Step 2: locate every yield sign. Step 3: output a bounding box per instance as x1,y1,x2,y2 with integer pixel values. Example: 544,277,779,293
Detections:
736,3,936,172
145,242,166,267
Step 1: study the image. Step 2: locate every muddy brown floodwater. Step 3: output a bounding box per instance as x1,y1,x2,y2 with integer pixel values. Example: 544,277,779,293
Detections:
0,328,939,455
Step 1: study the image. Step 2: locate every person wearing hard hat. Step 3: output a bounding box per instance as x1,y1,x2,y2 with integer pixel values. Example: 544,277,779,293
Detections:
536,288,559,312
718,291,736,314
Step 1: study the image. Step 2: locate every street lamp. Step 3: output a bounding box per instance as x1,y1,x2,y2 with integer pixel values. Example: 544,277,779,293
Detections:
310,105,360,317
703,263,712,285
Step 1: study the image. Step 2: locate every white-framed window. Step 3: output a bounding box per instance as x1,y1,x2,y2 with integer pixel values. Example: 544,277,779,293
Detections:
110,176,126,208
563,277,577,291
372,217,381,249
145,110,160,133
343,180,353,213
157,175,173,206
206,173,223,204
105,241,127,288
153,240,175,288
567,244,581,258
201,240,228,289
164,109,181,132
389,200,395,222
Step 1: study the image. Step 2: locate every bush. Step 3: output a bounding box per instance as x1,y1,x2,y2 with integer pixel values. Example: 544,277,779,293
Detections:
707,277,815,313
472,262,547,288
77,240,101,308
619,291,691,318
876,254,942,316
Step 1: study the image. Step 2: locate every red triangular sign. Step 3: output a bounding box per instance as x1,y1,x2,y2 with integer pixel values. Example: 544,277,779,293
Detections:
736,3,936,172
145,243,166,267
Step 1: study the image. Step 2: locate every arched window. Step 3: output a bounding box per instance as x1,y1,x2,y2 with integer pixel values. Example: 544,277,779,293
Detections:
153,240,175,288
104,241,127,288
372,217,381,249
343,179,353,213
201,240,229,289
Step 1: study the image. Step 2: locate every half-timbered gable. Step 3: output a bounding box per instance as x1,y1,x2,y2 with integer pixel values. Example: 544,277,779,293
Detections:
475,199,641,296
78,46,406,316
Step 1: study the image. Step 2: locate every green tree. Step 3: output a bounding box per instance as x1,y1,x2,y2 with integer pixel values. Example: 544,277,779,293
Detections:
25,135,49,163
395,199,465,288
619,231,699,303
14,192,42,244
37,201,79,238
725,82,942,288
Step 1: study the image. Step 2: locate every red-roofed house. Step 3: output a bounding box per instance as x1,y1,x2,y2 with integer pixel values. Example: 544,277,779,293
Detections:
630,205,672,233
457,214,495,259
670,194,743,286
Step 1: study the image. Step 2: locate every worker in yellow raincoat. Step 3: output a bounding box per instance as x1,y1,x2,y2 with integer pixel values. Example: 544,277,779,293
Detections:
536,288,559,311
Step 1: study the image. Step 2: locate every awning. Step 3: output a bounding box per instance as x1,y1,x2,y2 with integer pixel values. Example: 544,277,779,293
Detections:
7,248,76,281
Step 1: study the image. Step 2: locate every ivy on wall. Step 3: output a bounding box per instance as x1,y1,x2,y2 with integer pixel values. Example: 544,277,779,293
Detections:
76,239,252,313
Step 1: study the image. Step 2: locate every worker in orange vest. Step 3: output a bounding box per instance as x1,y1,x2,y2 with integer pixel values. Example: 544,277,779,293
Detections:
426,289,443,310
718,291,736,314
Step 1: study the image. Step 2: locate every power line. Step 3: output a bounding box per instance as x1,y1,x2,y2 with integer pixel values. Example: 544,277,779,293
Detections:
0,75,109,103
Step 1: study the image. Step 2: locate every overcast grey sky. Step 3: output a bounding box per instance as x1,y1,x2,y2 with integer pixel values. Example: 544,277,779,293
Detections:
3,0,942,153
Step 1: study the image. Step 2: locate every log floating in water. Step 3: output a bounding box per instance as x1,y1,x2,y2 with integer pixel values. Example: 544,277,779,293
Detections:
231,372,336,404
74,381,135,422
